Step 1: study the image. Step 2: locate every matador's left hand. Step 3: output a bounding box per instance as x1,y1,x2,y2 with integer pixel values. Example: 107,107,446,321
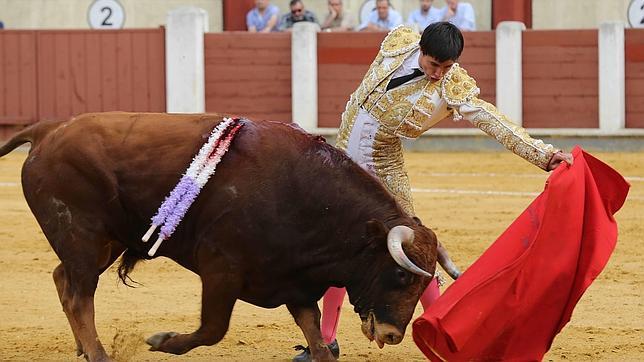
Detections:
547,151,574,171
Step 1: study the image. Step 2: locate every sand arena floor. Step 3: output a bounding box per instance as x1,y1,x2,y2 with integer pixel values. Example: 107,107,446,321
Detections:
0,149,642,361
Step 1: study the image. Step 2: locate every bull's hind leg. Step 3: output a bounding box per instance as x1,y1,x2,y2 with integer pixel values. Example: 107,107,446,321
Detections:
52,263,84,356
147,251,243,355
51,238,125,362
43,209,126,362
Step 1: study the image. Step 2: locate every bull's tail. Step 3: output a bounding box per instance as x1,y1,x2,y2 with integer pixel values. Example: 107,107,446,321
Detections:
0,119,66,158
117,249,146,288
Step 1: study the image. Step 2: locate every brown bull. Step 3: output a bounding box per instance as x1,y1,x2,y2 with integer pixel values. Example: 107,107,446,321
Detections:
0,112,458,361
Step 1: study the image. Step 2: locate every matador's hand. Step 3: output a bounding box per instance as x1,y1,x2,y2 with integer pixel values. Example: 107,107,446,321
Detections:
547,151,573,171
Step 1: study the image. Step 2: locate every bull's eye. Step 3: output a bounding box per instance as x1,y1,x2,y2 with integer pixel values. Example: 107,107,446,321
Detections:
394,267,412,287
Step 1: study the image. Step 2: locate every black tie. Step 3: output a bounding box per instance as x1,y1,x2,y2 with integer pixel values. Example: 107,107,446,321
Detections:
386,68,424,91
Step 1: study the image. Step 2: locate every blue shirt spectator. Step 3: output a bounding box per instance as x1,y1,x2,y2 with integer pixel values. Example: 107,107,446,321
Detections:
407,0,441,32
439,0,476,31
246,0,280,32
359,0,402,32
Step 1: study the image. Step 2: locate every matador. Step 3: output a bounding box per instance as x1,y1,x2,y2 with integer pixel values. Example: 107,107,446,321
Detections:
293,22,572,362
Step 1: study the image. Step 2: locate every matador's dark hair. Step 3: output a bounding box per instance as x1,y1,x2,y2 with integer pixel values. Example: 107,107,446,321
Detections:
419,22,464,62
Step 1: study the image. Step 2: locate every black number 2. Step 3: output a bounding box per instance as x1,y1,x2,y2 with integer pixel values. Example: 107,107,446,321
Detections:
101,6,113,26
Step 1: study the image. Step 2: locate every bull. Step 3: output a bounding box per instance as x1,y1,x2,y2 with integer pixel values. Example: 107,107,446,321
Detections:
0,112,459,361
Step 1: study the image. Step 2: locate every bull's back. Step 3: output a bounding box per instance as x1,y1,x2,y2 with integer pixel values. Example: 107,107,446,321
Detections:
20,112,310,241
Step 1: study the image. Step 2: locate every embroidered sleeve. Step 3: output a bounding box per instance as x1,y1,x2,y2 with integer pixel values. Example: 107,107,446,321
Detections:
441,64,557,170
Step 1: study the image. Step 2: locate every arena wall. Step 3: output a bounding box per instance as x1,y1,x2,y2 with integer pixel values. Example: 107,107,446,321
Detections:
0,28,165,139
626,29,644,128
1,22,643,139
204,32,292,122
522,30,599,128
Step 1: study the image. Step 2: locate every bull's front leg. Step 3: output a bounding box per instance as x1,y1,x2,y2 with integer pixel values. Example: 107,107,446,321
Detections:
146,252,242,355
287,303,337,362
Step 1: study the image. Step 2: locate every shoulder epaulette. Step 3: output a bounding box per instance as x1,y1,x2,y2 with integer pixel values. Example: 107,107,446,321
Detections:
380,25,421,58
441,63,480,106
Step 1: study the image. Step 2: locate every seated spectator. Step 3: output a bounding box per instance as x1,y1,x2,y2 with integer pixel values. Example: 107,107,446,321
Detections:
321,0,357,32
246,0,280,33
359,0,402,32
278,0,319,32
407,0,441,32
439,0,476,31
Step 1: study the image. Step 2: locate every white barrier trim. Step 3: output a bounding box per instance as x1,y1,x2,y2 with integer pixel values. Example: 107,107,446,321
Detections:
166,6,207,113
496,21,526,126
599,21,625,133
291,22,320,132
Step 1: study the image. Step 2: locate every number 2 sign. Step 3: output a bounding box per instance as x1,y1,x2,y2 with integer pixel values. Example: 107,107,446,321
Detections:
88,0,125,29
628,0,644,28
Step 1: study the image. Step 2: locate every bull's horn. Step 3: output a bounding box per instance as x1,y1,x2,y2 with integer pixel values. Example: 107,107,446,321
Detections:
387,226,433,278
437,242,461,280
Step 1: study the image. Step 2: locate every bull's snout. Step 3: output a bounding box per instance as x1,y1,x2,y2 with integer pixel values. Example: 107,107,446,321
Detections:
361,312,405,348
375,324,404,347
381,331,403,345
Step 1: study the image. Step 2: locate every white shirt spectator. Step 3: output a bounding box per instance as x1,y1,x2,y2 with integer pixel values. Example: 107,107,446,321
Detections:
440,1,476,31
358,8,403,31
407,7,441,32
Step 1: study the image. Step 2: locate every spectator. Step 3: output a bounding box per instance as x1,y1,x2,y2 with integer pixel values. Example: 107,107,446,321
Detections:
246,0,280,33
440,0,476,31
358,0,402,32
321,0,357,32
278,0,319,32
0,21,4,29
407,0,441,32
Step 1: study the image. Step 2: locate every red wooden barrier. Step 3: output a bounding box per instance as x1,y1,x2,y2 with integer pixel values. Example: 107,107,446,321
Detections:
492,0,532,29
317,32,384,128
36,29,165,121
2,28,641,140
626,29,644,129
223,0,255,31
0,31,38,127
522,30,599,128
204,32,292,122
0,28,165,139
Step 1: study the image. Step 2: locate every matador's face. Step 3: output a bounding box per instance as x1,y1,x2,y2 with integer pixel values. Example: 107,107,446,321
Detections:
418,54,455,83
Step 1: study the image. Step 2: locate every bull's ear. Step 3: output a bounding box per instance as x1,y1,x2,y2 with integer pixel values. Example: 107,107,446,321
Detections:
412,216,424,226
365,220,388,249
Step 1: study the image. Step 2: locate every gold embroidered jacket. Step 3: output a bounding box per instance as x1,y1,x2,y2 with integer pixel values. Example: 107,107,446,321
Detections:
336,25,557,171
335,26,557,214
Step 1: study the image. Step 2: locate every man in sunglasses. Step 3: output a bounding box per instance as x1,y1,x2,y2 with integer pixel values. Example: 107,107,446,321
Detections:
278,0,319,32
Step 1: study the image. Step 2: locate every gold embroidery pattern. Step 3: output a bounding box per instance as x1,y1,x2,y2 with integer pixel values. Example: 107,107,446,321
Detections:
468,98,557,170
441,63,480,120
371,127,415,215
380,25,421,57
368,80,425,133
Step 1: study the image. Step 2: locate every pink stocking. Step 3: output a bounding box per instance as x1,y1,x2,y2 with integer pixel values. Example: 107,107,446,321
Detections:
320,287,346,344
419,277,440,310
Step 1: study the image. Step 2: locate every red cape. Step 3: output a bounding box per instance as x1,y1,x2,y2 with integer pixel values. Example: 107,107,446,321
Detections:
412,147,630,361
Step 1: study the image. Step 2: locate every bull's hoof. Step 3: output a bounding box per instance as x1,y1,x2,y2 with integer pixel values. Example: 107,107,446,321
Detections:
146,332,178,351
